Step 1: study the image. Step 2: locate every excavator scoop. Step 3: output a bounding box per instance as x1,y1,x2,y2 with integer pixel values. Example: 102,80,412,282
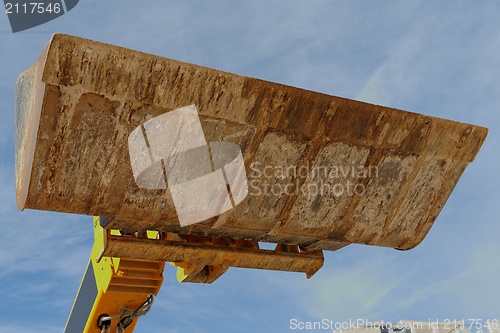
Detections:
15,34,487,252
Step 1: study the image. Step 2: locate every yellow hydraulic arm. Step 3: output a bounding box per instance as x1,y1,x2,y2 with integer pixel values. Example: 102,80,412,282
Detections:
63,216,326,332
64,217,165,333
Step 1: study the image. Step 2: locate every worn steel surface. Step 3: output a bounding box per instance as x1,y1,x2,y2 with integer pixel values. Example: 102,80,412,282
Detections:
15,34,487,251
101,232,324,279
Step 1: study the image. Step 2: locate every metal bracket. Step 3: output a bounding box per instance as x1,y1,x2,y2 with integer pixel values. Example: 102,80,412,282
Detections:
100,229,324,281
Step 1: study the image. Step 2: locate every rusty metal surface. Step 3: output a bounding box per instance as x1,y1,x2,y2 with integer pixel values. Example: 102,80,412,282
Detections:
102,233,324,279
15,34,488,251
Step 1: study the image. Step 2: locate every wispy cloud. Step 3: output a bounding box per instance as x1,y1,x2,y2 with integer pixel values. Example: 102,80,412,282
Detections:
392,244,500,318
0,324,60,333
307,257,402,321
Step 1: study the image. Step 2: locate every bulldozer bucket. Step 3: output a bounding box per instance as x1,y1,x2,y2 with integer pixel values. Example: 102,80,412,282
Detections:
15,34,487,252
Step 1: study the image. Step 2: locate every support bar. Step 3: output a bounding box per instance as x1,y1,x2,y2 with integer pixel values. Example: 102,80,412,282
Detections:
100,231,324,279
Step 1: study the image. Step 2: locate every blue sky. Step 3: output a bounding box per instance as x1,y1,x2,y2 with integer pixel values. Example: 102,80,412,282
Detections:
0,1,498,332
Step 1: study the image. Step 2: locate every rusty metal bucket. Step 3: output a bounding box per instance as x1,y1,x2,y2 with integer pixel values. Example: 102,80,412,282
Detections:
15,34,487,252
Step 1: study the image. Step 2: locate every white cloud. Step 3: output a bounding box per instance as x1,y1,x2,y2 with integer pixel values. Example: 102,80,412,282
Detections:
0,325,60,333
307,260,401,321
394,244,500,317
